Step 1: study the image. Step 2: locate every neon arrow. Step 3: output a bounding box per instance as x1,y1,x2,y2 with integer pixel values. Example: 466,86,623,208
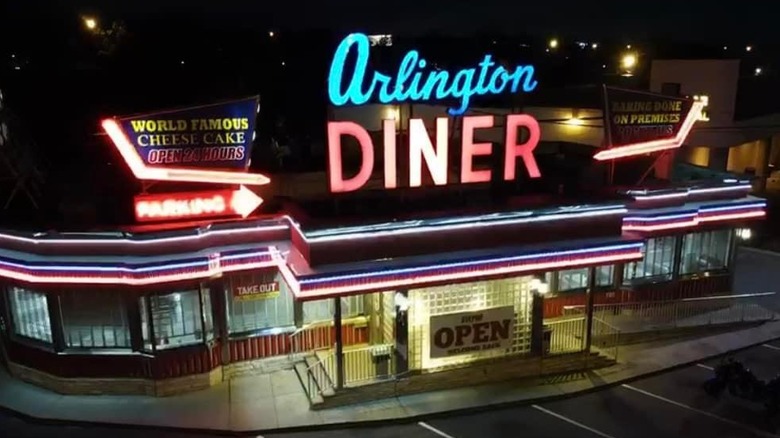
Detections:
231,185,264,218
594,100,705,161
134,187,263,223
101,119,271,186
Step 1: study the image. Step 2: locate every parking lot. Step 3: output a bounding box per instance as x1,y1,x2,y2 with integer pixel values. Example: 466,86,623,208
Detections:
271,341,780,438
2,340,779,438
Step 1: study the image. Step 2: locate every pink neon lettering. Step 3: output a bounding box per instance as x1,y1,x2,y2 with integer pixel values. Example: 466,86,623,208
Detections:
409,118,448,187
327,122,375,193
136,195,227,219
504,114,541,179
461,115,494,183
383,119,397,189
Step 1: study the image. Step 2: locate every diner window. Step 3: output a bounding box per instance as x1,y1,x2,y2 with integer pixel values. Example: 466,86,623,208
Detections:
303,296,366,324
227,271,294,335
624,236,676,283
557,268,590,292
59,290,131,349
8,287,52,343
140,287,211,350
595,265,614,287
680,230,732,275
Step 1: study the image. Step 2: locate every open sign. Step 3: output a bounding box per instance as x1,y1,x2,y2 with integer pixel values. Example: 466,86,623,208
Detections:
429,306,515,359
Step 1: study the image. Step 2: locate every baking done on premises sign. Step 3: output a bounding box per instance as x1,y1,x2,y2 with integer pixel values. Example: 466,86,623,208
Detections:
118,97,258,169
594,86,702,161
429,306,515,359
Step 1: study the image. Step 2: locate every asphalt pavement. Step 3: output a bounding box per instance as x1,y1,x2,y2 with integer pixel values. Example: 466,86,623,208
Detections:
3,341,780,438
270,340,780,438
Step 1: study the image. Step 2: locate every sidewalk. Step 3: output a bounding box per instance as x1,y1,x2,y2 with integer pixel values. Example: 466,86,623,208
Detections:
2,321,780,434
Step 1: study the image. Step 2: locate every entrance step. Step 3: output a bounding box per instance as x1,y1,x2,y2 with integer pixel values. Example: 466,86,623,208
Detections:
292,354,336,406
292,360,325,405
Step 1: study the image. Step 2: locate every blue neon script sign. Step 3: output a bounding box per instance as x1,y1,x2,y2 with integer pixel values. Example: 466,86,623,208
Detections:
328,33,538,116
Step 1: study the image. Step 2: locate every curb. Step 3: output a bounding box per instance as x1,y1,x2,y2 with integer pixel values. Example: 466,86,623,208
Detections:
740,246,780,258
1,336,779,436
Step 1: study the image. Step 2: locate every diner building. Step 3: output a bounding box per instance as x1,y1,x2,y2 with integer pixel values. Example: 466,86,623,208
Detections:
0,96,767,407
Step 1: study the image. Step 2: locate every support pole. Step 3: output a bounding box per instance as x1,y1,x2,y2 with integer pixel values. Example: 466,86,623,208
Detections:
334,297,344,389
584,266,597,352
530,291,545,355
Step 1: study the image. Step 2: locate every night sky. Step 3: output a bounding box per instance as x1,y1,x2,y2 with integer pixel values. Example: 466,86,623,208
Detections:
3,0,777,42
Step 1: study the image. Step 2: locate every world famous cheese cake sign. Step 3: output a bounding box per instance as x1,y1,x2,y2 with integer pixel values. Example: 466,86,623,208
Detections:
101,96,269,223
118,97,259,169
429,306,515,359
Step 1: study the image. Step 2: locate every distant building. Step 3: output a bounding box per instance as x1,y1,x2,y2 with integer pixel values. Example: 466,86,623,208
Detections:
650,59,780,191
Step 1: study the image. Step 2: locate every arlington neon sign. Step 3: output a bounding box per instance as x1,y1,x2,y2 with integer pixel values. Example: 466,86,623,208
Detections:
328,33,538,115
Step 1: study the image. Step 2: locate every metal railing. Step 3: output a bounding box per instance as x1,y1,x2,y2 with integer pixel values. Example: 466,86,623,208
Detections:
591,317,620,361
562,292,777,332
304,357,335,402
546,317,586,354
544,316,620,361
303,344,396,403
288,320,334,359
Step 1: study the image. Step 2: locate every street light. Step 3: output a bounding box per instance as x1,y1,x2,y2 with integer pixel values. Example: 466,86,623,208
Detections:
621,53,637,69
83,16,98,31
620,52,638,77
548,38,559,49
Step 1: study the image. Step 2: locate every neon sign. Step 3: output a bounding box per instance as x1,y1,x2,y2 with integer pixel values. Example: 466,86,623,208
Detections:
328,33,538,115
101,97,271,187
327,114,541,193
133,187,263,222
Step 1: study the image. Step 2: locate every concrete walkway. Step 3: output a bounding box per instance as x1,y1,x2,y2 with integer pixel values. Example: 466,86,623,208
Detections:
2,321,780,434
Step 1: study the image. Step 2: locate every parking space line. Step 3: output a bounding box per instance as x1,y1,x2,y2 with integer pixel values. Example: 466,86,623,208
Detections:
621,384,780,437
696,363,714,370
762,344,780,351
531,405,617,438
419,421,457,438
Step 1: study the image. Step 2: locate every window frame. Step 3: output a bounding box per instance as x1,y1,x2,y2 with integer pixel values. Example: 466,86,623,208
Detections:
623,235,677,285
302,295,367,325
678,229,733,277
5,286,54,349
225,271,296,338
555,267,591,293
57,288,133,352
594,264,616,289
140,284,213,353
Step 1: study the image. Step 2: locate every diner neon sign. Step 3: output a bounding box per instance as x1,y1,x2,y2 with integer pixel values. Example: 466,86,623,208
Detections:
328,33,538,115
327,114,541,193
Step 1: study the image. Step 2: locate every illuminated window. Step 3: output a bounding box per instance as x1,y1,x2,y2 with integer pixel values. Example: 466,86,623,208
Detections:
59,290,130,349
407,276,533,371
693,95,710,121
623,236,676,283
680,230,731,275
140,287,213,351
8,287,52,344
227,272,294,334
557,268,589,291
595,265,615,287
303,295,365,324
